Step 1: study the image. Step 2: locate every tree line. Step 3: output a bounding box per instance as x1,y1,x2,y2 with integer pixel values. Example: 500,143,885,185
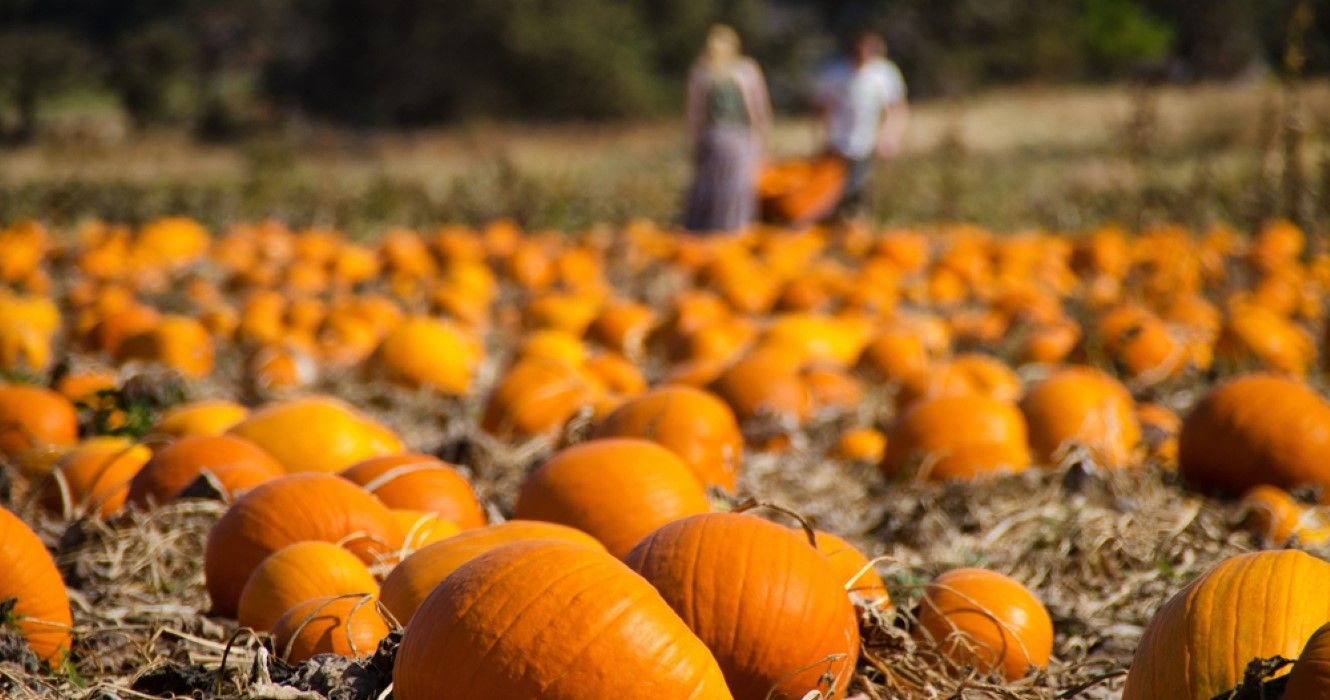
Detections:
0,0,1324,141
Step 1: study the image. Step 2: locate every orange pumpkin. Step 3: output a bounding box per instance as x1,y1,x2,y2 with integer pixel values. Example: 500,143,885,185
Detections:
340,453,486,530
127,435,284,507
149,399,249,440
237,541,379,632
480,359,600,439
371,316,479,395
593,386,743,491
1215,304,1315,376
814,530,890,607
379,520,605,625
917,568,1054,681
834,426,887,463
394,540,731,699
709,348,810,422
390,509,462,553
1179,374,1330,496
0,506,72,663
859,331,930,381
204,473,401,617
1019,366,1140,469
1123,550,1330,699
42,437,152,518
114,315,215,378
272,595,391,663
626,512,860,700
513,439,710,558
228,396,402,473
1287,622,1330,699
884,394,1030,481
1239,485,1330,546
0,385,78,459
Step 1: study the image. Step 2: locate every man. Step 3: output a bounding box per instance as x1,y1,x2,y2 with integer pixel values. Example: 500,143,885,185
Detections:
815,31,909,217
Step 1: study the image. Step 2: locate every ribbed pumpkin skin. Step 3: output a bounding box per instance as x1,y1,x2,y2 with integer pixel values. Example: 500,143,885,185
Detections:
271,595,390,663
513,439,710,558
1019,366,1140,468
394,541,733,700
340,453,486,529
1123,550,1330,699
625,513,860,700
379,520,604,625
916,568,1053,681
204,473,400,617
128,435,284,507
594,386,743,491
0,385,78,459
227,397,402,473
236,541,379,632
883,394,1030,481
1178,374,1330,495
814,531,890,607
0,507,72,663
1287,622,1330,699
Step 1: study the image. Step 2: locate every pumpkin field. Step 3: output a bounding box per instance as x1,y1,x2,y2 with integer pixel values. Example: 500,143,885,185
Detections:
0,207,1329,700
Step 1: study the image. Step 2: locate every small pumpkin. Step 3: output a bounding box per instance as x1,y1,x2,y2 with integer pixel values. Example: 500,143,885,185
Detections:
1019,366,1140,469
370,316,479,395
42,437,152,518
0,506,72,663
1123,550,1330,699
834,426,887,463
883,394,1030,481
626,512,860,700
391,509,462,553
272,595,391,663
916,568,1053,681
0,385,78,460
114,316,215,378
237,541,379,632
149,399,249,440
128,435,284,507
480,358,600,439
1238,485,1330,547
227,396,402,474
204,473,401,617
593,386,743,491
340,453,486,530
513,439,710,558
379,520,604,625
709,348,810,422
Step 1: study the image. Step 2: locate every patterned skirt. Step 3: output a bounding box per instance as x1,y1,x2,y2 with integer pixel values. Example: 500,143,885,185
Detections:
682,124,759,234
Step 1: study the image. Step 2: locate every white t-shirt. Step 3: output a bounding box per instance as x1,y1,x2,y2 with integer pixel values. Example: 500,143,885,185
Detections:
816,57,907,160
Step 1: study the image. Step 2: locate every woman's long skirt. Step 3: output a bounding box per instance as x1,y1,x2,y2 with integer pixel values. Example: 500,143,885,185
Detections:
682,124,759,233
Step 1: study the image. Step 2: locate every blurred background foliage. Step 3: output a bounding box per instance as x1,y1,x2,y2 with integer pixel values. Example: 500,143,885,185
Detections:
1,0,1327,139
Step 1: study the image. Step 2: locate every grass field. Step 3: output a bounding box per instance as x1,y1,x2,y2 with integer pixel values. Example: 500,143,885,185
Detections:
3,80,1329,233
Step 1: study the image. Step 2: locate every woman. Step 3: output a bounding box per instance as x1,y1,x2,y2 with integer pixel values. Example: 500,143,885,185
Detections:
682,25,772,234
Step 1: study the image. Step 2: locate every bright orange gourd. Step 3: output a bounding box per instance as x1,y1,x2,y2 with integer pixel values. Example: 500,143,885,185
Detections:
227,396,402,473
1019,366,1141,468
0,507,72,663
272,595,390,663
814,530,890,607
42,437,152,518
340,453,486,530
916,568,1053,681
237,541,379,632
593,386,743,491
128,435,284,507
0,385,78,460
883,394,1030,481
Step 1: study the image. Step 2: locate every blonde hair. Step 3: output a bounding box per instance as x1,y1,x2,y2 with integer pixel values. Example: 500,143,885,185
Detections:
703,24,741,71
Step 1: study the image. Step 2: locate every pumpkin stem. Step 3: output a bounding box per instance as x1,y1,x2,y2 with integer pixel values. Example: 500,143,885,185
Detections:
732,498,818,548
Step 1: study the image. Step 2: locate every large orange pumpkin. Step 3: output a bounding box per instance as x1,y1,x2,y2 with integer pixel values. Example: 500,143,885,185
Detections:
1287,622,1330,699
42,437,152,518
204,473,401,617
1123,550,1330,699
394,540,732,700
1178,374,1330,496
379,520,605,625
272,595,391,663
0,385,78,459
1019,366,1141,469
883,394,1030,481
227,396,402,473
340,453,486,530
626,512,860,700
0,506,72,663
513,439,710,558
128,435,284,507
237,541,379,632
593,386,743,491
916,568,1054,681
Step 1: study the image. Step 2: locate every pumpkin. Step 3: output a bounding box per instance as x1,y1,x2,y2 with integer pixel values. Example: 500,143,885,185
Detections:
626,512,860,700
1123,550,1330,699
1215,304,1315,376
128,435,284,507
379,520,605,625
204,473,401,617
588,300,656,357
858,331,930,382
85,303,161,355
0,385,78,459
114,316,215,378
1178,374,1330,496
513,439,709,558
758,314,869,367
593,386,743,491
814,530,890,607
237,541,380,632
1239,485,1330,546
149,399,249,440
0,506,72,663
883,394,1030,481
391,510,462,553
709,348,810,422
834,426,887,463
517,329,588,366
42,437,152,518
370,316,479,395
916,568,1053,681
895,354,1022,410
340,453,486,530
272,595,391,663
757,156,848,226
1019,366,1140,469
1287,622,1330,699
227,396,402,474
480,358,600,439
54,369,118,403
394,540,731,699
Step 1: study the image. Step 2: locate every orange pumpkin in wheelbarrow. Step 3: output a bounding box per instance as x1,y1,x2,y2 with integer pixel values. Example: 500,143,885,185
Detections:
757,156,848,227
